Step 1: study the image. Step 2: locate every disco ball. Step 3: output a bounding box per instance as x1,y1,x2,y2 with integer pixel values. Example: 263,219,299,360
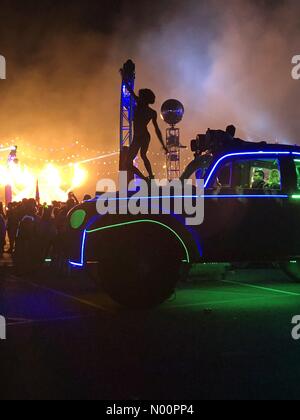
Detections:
161,99,184,126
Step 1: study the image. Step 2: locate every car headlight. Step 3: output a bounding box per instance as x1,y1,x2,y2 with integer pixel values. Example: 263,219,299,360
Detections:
70,210,86,229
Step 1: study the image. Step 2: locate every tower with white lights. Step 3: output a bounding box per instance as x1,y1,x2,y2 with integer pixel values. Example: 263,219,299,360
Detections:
119,60,136,180
161,100,185,180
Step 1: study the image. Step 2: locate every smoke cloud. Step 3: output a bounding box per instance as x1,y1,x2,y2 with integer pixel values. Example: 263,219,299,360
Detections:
0,0,299,193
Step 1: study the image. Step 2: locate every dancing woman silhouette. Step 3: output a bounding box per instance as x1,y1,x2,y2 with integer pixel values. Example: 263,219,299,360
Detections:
121,69,167,180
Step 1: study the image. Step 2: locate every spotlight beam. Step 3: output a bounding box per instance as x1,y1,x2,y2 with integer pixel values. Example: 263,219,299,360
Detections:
74,152,119,166
0,146,15,153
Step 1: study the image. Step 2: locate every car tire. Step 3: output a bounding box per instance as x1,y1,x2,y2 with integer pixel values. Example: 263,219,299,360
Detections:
99,244,183,309
280,260,300,282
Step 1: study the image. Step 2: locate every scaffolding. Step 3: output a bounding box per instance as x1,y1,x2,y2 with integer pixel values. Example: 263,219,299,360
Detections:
120,61,135,149
161,99,185,181
166,127,182,180
119,61,136,180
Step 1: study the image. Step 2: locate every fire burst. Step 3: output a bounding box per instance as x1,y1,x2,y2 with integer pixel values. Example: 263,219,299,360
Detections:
0,161,87,203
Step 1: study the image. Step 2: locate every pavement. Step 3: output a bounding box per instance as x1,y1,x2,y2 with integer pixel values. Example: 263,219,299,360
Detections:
1,262,300,400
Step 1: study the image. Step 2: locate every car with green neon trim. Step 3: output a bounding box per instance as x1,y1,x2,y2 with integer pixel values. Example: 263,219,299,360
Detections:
67,141,300,308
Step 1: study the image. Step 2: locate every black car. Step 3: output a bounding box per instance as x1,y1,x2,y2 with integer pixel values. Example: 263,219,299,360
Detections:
67,141,300,308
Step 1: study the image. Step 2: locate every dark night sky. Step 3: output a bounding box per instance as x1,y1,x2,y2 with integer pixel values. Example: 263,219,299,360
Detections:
0,0,300,193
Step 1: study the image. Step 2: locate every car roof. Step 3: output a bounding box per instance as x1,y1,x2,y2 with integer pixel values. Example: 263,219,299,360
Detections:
216,143,300,156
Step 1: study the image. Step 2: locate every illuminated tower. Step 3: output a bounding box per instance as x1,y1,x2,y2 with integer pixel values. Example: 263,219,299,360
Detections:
161,100,185,180
119,60,136,179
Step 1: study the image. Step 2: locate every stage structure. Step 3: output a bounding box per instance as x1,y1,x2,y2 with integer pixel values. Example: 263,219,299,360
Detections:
161,100,185,180
119,60,136,179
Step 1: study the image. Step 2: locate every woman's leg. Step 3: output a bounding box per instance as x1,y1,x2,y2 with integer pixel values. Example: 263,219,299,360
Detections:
128,140,148,181
141,140,154,178
128,140,140,162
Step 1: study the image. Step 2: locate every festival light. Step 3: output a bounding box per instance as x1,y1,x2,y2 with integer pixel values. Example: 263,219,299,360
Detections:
78,152,119,165
0,138,189,200
0,161,88,203
68,164,88,191
0,146,16,153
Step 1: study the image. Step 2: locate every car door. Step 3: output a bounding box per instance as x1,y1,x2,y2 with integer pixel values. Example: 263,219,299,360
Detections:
285,155,300,257
197,154,288,262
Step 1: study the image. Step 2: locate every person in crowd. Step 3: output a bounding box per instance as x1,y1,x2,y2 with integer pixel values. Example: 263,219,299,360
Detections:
252,169,266,189
14,199,40,274
0,202,6,257
83,194,92,202
37,205,57,264
2,194,80,275
53,198,77,272
68,192,79,205
6,202,19,253
265,169,281,190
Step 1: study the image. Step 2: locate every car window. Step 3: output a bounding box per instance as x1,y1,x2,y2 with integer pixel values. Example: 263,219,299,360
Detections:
212,162,232,187
294,159,300,190
209,158,282,190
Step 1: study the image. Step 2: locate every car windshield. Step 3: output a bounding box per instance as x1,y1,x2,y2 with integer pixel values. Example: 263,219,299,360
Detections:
213,158,281,189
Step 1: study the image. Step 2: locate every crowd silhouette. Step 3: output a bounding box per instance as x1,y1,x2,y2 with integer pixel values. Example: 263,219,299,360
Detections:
0,192,87,275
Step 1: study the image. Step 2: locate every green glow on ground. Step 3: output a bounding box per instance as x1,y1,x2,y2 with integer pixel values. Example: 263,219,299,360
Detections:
87,219,191,263
159,267,300,313
164,282,300,312
70,210,87,229
222,279,300,296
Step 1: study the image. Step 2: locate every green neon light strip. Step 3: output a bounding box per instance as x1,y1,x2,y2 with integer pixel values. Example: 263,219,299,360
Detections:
87,219,190,263
222,279,300,296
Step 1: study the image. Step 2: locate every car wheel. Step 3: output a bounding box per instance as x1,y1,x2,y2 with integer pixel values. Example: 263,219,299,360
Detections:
99,246,182,309
280,260,300,282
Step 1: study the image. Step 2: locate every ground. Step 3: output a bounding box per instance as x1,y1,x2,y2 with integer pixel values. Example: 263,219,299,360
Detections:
0,261,300,400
